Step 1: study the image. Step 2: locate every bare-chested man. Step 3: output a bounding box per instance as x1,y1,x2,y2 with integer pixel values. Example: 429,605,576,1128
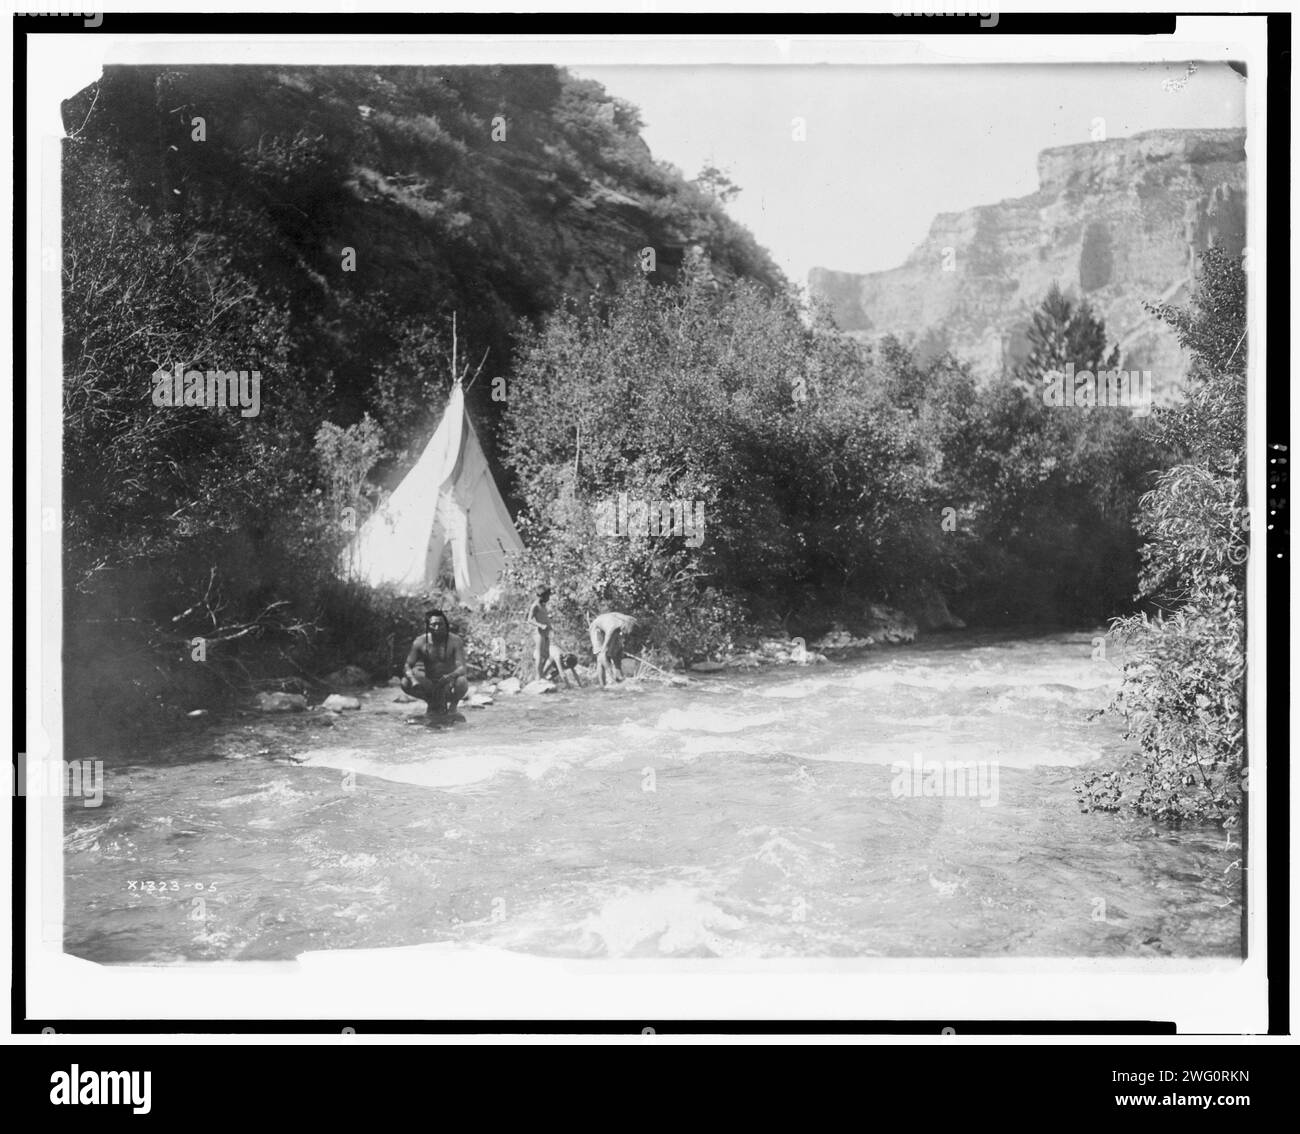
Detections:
402,608,468,715
589,611,638,687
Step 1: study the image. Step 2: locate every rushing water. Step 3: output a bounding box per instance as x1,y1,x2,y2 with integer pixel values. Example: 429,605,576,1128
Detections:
64,630,1243,962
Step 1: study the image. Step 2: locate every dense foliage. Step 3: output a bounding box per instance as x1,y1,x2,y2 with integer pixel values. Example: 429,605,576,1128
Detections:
1077,246,1247,825
494,266,1159,656
61,64,783,453
63,142,336,742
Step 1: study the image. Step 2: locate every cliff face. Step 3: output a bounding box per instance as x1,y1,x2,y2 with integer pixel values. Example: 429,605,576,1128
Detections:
809,129,1246,392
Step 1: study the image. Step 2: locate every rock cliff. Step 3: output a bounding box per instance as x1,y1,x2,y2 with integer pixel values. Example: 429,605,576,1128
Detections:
809,128,1246,394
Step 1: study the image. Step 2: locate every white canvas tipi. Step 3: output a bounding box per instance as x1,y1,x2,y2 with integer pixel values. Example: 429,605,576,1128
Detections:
342,380,523,601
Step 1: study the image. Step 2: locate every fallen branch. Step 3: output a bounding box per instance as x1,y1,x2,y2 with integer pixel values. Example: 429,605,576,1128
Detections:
624,653,683,683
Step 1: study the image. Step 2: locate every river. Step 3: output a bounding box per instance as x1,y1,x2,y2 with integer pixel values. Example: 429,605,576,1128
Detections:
63,630,1243,962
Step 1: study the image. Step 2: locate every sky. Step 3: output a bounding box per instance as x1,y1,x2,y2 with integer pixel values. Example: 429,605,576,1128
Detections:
572,63,1247,287
45,49,1245,290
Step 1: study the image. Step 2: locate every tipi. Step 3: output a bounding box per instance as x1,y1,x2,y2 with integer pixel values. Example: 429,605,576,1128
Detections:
342,379,523,601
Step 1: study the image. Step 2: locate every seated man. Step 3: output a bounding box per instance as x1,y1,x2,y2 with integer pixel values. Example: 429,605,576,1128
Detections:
589,611,638,687
402,608,469,715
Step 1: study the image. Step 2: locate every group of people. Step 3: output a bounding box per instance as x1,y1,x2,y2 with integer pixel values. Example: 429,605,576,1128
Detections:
400,586,638,717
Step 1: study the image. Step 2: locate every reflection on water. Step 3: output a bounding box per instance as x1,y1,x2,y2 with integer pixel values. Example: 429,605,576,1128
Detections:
64,631,1243,962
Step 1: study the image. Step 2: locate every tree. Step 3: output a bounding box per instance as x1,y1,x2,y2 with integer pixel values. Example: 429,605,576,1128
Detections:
315,415,386,525
693,163,741,205
1015,282,1119,387
1078,246,1247,825
62,140,297,594
920,285,1158,626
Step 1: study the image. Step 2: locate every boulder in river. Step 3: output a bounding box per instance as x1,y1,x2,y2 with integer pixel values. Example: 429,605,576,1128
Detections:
906,587,967,631
255,691,307,713
523,679,557,695
498,676,522,694
321,694,362,712
724,652,762,670
466,692,494,708
689,660,726,673
324,665,370,688
810,627,873,650
271,676,310,694
864,604,919,643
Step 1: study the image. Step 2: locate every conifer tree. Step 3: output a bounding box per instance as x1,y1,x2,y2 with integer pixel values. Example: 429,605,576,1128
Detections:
1016,282,1120,383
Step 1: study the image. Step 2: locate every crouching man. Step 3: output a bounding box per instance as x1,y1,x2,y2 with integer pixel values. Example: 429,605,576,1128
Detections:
402,608,469,715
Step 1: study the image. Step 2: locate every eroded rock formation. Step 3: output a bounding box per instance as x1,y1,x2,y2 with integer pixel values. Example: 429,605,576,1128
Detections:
810,129,1246,397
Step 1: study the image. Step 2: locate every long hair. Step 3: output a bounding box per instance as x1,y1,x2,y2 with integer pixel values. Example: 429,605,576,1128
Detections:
425,608,449,636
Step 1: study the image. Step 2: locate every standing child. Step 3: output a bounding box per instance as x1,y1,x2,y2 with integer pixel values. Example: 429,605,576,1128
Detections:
525,585,553,684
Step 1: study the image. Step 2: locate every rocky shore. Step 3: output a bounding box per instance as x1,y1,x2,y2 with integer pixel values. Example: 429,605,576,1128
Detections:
241,604,941,719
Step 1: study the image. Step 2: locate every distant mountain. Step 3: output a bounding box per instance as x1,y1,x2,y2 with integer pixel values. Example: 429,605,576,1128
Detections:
62,65,785,429
809,128,1246,395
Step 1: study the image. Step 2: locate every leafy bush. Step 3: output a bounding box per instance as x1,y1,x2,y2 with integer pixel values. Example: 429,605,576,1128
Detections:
1077,246,1247,825
500,268,881,651
498,266,1159,652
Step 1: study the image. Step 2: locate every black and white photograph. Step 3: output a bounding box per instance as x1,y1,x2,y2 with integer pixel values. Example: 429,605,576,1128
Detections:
18,9,1282,1045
